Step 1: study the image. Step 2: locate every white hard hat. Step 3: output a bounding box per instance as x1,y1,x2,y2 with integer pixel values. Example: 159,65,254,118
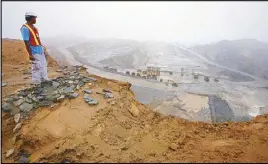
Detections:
25,12,37,17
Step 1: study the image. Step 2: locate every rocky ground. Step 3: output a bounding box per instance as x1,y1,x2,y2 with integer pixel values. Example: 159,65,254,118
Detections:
2,39,268,163
1,39,59,99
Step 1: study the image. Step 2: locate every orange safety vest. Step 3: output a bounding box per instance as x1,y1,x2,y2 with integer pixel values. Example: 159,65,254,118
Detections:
21,24,41,46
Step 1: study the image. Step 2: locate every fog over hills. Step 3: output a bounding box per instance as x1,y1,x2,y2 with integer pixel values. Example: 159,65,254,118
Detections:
63,39,207,71
43,37,268,81
191,39,268,80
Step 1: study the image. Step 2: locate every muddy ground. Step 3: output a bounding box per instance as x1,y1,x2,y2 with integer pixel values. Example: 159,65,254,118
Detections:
1,39,268,163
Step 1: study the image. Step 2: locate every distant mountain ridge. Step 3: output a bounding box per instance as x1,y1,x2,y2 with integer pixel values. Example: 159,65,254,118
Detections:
191,39,268,80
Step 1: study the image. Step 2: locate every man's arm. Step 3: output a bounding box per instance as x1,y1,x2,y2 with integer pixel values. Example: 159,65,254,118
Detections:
23,41,34,60
21,27,34,61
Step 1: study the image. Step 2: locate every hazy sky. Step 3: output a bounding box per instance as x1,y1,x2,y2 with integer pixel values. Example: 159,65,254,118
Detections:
2,1,268,46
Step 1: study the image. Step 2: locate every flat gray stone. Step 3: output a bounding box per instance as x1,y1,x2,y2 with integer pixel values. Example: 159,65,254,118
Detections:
82,77,97,83
70,85,76,90
52,81,60,88
33,88,43,95
57,95,65,102
5,97,15,103
19,103,33,112
62,87,74,94
104,92,114,99
27,94,33,99
19,91,28,97
36,96,45,101
13,95,20,101
33,103,39,109
25,98,33,104
84,89,93,94
41,80,52,88
78,81,85,87
47,94,61,102
40,93,48,97
31,97,39,102
2,103,13,113
39,101,53,107
84,94,99,105
84,94,94,102
13,99,24,107
57,88,64,95
68,93,79,99
54,93,61,98
87,100,99,105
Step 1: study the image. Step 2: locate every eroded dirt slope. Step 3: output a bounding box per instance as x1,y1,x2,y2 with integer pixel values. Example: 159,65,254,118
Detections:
1,39,268,163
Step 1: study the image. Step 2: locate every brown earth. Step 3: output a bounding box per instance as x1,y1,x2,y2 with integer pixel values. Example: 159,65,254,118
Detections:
1,39,268,163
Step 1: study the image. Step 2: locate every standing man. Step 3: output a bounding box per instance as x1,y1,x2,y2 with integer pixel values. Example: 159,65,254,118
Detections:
20,12,49,84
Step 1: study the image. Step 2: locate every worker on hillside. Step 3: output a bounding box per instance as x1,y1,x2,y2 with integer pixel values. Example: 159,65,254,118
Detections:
20,12,49,84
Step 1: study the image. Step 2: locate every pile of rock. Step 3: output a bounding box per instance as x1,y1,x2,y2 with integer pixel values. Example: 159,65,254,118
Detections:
84,93,99,105
2,66,101,161
82,88,114,105
2,67,97,117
